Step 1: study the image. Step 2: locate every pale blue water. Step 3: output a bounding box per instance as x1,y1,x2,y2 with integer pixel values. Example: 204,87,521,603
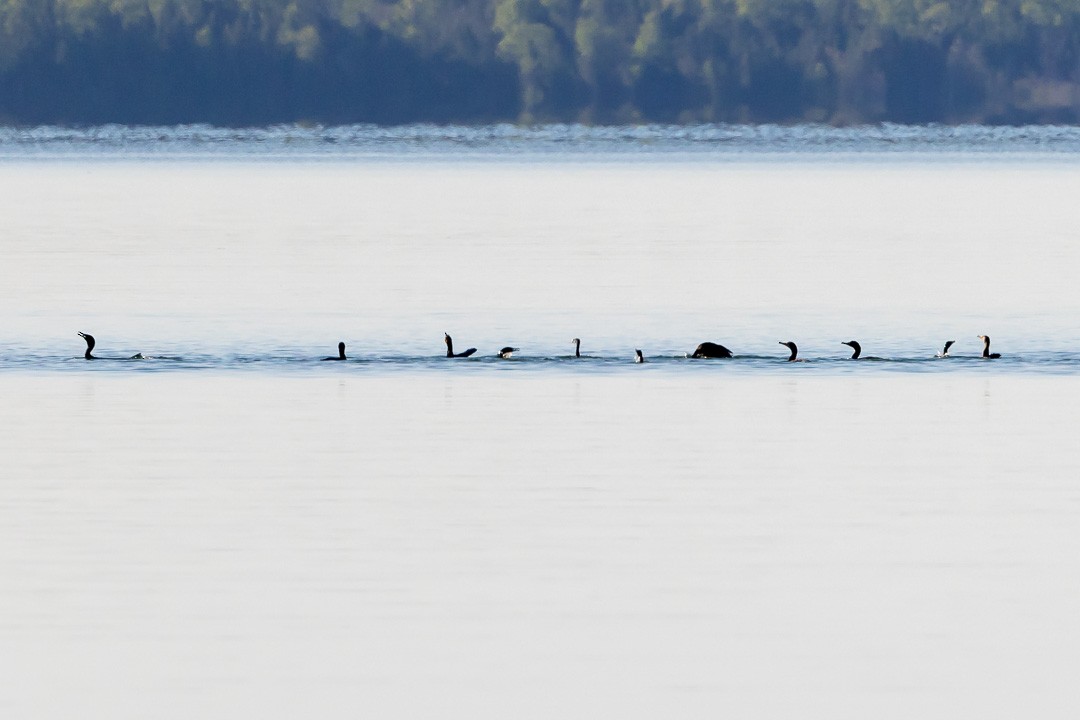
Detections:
2,127,1080,719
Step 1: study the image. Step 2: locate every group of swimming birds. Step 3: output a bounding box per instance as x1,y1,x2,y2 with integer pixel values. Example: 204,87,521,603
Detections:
75,331,1004,362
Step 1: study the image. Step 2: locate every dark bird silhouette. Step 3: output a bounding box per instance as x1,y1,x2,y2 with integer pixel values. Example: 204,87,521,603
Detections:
978,335,1001,359
572,338,581,357
634,349,645,363
78,331,96,359
78,332,143,360
322,341,346,361
937,340,955,358
779,341,805,362
842,340,886,361
691,342,733,358
444,333,477,358
498,346,519,359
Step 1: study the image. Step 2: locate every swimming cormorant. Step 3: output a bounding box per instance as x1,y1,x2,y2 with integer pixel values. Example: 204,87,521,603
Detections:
779,341,805,362
444,333,477,358
572,338,581,357
322,342,346,361
78,331,96,359
78,332,143,360
978,335,1001,359
691,342,733,359
634,349,645,363
498,347,519,359
842,340,862,359
937,340,955,358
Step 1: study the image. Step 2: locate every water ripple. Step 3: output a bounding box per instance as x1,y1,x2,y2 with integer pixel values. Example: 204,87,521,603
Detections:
3,351,1080,375
5,124,1080,159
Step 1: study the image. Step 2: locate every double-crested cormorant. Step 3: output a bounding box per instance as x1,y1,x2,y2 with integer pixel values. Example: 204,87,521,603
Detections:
498,346,519,359
937,340,955,358
779,341,805,362
841,340,886,361
78,332,143,360
691,342,733,359
78,331,96,359
634,349,645,363
978,335,1001,359
572,338,581,357
322,342,346,361
444,333,477,358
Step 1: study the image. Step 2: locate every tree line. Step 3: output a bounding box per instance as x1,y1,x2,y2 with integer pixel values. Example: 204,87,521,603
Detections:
1,0,1079,126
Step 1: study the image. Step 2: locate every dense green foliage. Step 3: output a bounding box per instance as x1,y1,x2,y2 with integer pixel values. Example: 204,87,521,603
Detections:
2,0,1080,125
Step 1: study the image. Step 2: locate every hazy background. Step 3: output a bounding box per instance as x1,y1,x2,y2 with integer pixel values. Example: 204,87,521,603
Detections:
3,0,1080,125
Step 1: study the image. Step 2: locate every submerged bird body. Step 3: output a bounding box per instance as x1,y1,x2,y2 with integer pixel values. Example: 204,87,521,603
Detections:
497,347,519,359
978,335,1001,359
444,333,477,358
322,342,346,361
691,342,733,359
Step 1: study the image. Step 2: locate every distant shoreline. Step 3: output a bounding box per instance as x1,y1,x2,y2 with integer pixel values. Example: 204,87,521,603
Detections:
3,1,1080,126
3,124,1080,159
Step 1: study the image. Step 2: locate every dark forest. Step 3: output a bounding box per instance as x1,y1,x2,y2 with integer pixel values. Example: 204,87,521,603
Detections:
2,0,1079,125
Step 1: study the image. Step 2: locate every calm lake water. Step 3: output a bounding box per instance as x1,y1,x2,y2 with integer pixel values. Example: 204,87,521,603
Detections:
2,126,1080,718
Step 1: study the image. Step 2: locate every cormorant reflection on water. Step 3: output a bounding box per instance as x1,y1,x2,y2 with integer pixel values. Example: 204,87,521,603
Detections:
444,333,477,358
